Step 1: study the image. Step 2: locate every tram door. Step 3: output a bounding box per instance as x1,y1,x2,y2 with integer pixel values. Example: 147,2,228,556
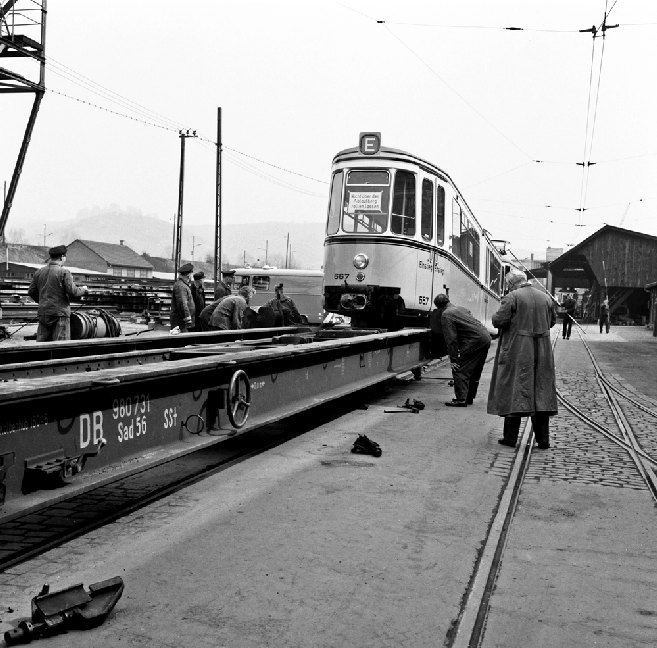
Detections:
414,177,436,314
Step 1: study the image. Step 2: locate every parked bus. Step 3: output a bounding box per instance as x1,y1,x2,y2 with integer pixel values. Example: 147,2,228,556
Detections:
222,268,324,325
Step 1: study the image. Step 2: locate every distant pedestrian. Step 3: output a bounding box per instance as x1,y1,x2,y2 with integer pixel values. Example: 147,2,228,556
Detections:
170,263,195,333
561,293,577,340
599,298,610,334
430,294,491,407
487,271,558,450
190,271,206,330
210,286,255,330
263,283,303,326
27,245,89,342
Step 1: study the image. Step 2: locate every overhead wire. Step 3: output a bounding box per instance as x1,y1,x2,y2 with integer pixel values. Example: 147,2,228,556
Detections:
381,23,533,160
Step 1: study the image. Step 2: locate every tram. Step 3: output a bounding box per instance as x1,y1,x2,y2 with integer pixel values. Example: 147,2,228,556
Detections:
222,267,324,324
323,133,509,330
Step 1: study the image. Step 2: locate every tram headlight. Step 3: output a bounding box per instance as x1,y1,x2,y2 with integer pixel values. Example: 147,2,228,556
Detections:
353,253,369,269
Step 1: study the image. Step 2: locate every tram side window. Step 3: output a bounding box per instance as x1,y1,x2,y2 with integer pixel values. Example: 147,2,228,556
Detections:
391,170,416,236
460,215,469,265
461,217,480,276
487,249,502,295
252,276,270,291
436,185,445,245
327,170,343,235
470,227,480,276
451,199,461,254
421,179,433,241
342,170,390,234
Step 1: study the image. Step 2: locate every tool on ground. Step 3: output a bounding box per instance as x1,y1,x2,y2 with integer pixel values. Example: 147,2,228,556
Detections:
351,434,382,457
4,576,124,645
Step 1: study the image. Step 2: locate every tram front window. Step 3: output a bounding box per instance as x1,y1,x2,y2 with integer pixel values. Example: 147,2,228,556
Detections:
342,169,390,234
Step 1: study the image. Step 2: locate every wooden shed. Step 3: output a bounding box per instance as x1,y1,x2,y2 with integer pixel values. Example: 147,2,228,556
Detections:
548,225,657,325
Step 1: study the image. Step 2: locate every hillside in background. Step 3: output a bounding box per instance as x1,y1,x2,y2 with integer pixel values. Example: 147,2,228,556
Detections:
7,205,326,270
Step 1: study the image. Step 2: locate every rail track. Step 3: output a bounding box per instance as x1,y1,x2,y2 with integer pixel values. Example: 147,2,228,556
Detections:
448,328,657,647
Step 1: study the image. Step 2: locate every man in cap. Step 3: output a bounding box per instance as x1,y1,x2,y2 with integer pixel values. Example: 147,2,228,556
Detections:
263,283,302,326
170,262,195,332
28,245,89,342
190,271,206,330
487,271,558,449
210,285,255,330
430,294,491,407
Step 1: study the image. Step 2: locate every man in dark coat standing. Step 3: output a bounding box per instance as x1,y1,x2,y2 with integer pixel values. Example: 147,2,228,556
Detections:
28,245,89,342
170,263,195,333
487,271,558,449
190,271,206,330
430,294,491,407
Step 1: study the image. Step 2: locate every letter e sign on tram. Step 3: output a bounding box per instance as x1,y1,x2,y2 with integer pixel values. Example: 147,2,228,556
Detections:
359,132,381,155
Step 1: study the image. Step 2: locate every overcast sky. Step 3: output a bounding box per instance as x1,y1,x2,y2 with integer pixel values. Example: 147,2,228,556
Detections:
3,0,657,258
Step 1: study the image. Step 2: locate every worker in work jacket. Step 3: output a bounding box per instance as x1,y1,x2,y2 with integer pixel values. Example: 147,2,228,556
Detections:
28,244,89,342
487,271,558,449
430,294,491,407
263,283,302,326
170,263,195,333
210,286,255,330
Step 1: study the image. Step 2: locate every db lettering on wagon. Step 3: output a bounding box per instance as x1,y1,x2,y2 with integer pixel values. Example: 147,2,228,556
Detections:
79,412,106,449
113,393,150,443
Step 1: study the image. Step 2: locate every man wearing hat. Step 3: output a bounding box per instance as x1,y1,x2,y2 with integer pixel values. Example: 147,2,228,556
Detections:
170,263,195,332
190,271,206,330
28,245,89,342
430,293,491,407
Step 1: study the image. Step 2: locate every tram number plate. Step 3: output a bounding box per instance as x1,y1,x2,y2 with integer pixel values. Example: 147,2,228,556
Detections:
113,393,150,443
418,295,430,305
334,273,350,281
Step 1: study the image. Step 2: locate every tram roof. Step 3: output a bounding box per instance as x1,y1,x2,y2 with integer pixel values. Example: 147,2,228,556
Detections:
333,146,453,180
332,146,499,253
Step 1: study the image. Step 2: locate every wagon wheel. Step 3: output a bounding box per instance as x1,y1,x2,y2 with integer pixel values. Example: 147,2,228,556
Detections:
227,370,251,429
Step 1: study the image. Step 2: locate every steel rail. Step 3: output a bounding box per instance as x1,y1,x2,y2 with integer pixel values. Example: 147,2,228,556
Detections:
448,333,560,648
576,332,657,501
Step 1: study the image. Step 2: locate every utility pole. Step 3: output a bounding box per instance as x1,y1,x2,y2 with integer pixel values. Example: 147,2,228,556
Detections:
213,107,223,291
285,232,290,269
174,129,197,277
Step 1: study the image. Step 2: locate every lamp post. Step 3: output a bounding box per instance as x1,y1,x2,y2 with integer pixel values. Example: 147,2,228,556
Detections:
191,236,202,263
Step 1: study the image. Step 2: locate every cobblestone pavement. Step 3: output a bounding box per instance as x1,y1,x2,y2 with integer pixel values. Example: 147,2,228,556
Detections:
487,326,656,492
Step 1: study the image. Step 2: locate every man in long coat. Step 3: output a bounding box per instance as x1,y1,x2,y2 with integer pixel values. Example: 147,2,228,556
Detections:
190,271,206,330
487,271,558,449
170,263,195,333
430,294,491,406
